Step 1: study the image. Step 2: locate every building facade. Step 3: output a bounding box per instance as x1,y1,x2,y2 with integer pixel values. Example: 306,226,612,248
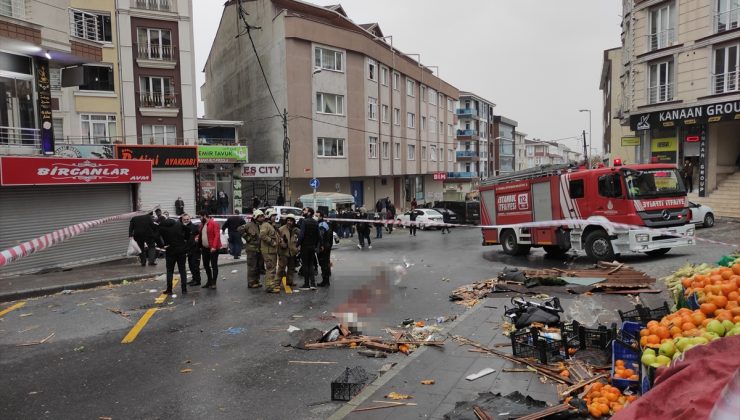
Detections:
601,47,638,165
447,92,493,193
492,115,517,175
202,0,459,209
621,0,740,197
514,130,527,171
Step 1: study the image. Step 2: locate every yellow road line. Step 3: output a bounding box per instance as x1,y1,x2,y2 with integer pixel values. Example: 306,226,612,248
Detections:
121,278,178,344
0,301,26,317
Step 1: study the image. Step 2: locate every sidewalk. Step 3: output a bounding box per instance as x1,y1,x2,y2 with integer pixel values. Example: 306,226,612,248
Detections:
0,255,245,303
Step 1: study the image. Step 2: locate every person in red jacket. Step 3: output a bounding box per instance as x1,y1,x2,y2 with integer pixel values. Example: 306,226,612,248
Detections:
197,211,222,289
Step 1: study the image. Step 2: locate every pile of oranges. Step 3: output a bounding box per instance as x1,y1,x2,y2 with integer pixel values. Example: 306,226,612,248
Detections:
613,359,639,381
583,382,637,418
639,263,740,347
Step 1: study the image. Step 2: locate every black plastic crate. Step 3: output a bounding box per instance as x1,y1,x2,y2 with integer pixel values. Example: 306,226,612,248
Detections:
560,321,581,349
331,367,377,401
618,305,645,324
578,323,617,352
511,327,568,364
638,302,671,324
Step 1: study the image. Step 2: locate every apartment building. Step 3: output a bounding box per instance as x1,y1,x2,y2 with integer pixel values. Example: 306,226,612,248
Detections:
202,0,459,208
601,47,638,166
621,0,740,199
514,130,527,171
524,140,581,169
492,115,517,175
448,92,493,193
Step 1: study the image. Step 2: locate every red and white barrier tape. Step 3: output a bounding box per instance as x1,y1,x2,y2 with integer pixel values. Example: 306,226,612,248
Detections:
0,209,152,267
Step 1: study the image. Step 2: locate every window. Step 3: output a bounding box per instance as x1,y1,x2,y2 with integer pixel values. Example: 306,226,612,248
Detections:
381,67,388,85
317,137,345,157
368,58,376,81
649,4,675,50
393,108,400,125
569,179,585,199
447,98,453,111
53,118,64,142
80,65,114,91
81,114,116,144
315,47,343,71
421,116,426,130
421,145,427,160
598,174,623,198
70,9,112,43
406,79,415,96
448,148,453,162
316,92,344,115
420,85,426,101
392,72,400,90
394,142,400,159
369,136,378,158
407,112,415,128
382,141,389,159
430,145,437,161
142,124,176,145
429,116,437,133
649,60,674,103
50,68,61,91
440,121,444,134
439,93,444,106
716,0,740,32
408,144,416,160
368,97,378,120
447,123,453,136
136,28,173,60
713,44,739,93
429,88,437,105
382,104,389,123
139,76,176,107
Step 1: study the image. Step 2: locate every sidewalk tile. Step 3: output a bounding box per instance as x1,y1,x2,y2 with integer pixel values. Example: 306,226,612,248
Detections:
430,402,456,420
440,387,479,407
424,368,472,396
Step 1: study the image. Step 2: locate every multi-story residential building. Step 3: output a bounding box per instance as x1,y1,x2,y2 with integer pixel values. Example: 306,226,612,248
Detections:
514,130,527,171
448,92,494,193
621,0,740,204
600,47,638,165
202,0,459,209
492,115,517,175
524,140,581,169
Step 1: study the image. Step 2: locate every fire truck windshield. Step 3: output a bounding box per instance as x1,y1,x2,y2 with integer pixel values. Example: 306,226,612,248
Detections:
624,169,686,198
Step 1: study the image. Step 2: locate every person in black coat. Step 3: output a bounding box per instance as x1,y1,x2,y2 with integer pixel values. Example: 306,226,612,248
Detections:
298,208,320,290
222,210,246,259
181,214,202,286
175,197,185,216
129,212,158,266
159,218,190,295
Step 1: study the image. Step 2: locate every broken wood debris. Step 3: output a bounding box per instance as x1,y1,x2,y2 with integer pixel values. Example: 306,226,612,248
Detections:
287,360,337,365
352,401,417,412
473,405,493,420
514,403,572,420
16,332,54,347
523,262,656,290
449,278,498,307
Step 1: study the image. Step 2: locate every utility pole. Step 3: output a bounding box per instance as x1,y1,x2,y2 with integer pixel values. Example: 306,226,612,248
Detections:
282,108,289,203
582,130,588,165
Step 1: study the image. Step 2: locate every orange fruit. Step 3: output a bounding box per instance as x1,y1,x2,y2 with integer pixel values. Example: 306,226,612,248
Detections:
713,295,729,309
701,318,712,328
732,263,740,275
606,392,618,402
647,334,661,345
670,326,683,337
598,403,610,415
681,322,695,332
690,312,705,327
701,303,717,316
656,325,670,339
682,278,693,288
722,271,733,280
623,368,635,377
734,315,740,323
728,291,739,302
646,320,659,329
589,406,602,418
640,336,649,347
730,307,740,316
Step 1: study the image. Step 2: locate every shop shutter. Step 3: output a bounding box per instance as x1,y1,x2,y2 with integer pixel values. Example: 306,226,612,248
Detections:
138,170,195,216
0,184,132,277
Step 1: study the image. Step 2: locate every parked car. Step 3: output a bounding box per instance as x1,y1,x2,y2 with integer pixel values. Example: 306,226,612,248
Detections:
396,209,445,229
432,208,459,225
433,200,480,224
688,201,715,228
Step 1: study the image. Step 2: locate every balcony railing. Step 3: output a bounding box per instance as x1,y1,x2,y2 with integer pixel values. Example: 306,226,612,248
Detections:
136,43,176,61
715,8,740,33
0,126,40,155
455,108,479,118
456,150,478,158
447,171,477,179
713,70,740,94
0,0,24,19
647,29,676,51
134,0,171,11
139,92,178,108
69,8,106,43
648,83,674,104
456,129,478,137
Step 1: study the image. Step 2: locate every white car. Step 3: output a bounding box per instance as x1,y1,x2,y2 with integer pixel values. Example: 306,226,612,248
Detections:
259,206,303,224
396,209,445,229
688,201,715,228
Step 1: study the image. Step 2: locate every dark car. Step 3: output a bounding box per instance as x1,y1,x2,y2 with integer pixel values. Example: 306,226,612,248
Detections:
433,208,459,225
433,200,480,225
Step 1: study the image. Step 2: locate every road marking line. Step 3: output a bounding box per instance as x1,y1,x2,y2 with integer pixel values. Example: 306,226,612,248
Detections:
0,301,26,317
121,279,178,344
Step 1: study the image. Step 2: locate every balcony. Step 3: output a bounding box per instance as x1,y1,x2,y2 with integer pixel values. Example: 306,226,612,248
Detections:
138,92,179,117
712,71,739,95
0,0,24,19
455,108,480,119
456,129,479,140
715,8,740,33
648,83,674,104
134,0,172,12
135,43,177,69
446,171,478,181
647,29,676,52
0,126,41,155
456,150,479,161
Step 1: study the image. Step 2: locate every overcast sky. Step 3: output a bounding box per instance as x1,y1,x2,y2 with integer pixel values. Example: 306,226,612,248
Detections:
192,0,622,154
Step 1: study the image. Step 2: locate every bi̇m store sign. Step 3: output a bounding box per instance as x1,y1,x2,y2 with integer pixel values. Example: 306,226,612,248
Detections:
630,99,740,130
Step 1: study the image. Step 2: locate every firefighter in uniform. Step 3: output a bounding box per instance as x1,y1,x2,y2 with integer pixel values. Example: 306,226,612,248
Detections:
239,209,263,288
260,208,280,293
277,214,299,287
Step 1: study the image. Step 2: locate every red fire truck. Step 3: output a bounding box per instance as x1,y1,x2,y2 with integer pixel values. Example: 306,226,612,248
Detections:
479,163,696,260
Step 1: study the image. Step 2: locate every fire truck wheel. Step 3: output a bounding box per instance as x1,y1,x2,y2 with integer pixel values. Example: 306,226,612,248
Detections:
644,248,671,257
584,230,615,261
500,230,530,256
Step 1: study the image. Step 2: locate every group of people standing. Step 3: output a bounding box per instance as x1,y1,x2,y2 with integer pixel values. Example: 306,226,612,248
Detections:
199,192,230,215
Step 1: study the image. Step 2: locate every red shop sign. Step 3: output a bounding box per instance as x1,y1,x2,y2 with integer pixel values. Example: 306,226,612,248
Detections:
0,156,153,186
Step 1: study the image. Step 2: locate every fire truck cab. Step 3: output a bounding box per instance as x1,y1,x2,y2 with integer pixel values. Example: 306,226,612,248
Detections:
479,163,695,260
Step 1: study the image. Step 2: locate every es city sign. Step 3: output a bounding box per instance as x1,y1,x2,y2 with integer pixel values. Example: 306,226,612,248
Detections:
241,164,283,178
630,99,740,130
0,157,152,186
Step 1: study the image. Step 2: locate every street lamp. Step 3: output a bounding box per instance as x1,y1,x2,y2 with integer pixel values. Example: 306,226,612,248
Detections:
578,109,591,163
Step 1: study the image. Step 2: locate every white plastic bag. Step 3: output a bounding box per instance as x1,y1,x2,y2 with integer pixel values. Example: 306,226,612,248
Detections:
127,238,141,257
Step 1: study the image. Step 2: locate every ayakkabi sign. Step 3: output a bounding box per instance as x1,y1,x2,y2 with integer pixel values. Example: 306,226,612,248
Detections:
630,99,740,130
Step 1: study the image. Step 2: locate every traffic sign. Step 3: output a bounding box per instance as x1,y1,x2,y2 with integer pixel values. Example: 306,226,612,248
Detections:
309,178,320,189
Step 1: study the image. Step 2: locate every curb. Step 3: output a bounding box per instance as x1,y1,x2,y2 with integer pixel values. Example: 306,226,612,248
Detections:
0,259,246,303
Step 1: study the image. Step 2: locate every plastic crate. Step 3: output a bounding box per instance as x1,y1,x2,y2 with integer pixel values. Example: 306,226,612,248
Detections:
511,327,568,364
611,339,641,392
579,323,616,352
638,302,671,324
331,367,377,401
639,363,657,395
560,321,581,350
618,321,643,346
618,305,644,324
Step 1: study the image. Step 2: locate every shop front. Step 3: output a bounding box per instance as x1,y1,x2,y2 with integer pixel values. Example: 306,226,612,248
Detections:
0,156,152,277
196,145,248,215
114,145,198,215
241,163,283,211
630,99,740,196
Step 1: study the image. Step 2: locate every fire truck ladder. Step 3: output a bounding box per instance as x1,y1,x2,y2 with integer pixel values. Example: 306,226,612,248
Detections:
480,164,572,186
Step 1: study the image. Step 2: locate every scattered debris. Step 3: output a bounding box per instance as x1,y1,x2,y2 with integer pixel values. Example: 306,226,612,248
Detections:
420,379,435,385
19,313,33,317
18,325,39,333
231,270,238,273
449,278,497,307
17,332,55,347
466,368,496,381
523,262,656,290
358,350,387,358
180,368,192,373
107,308,130,320
224,327,245,335
443,391,548,420
473,405,493,420
287,325,301,333
331,367,376,401
287,361,337,365
385,392,412,400
148,289,158,293
122,280,130,285
514,403,571,420
353,401,417,412
73,346,85,352
61,290,73,294
28,391,40,395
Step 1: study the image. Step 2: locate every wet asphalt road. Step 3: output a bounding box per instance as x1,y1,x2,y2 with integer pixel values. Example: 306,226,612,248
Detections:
0,220,737,420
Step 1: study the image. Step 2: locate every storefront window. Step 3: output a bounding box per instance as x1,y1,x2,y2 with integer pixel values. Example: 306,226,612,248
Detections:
81,114,116,144
0,66,36,144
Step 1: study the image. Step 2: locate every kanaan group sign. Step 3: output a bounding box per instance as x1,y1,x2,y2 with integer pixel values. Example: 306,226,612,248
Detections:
630,99,740,130
198,145,248,163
